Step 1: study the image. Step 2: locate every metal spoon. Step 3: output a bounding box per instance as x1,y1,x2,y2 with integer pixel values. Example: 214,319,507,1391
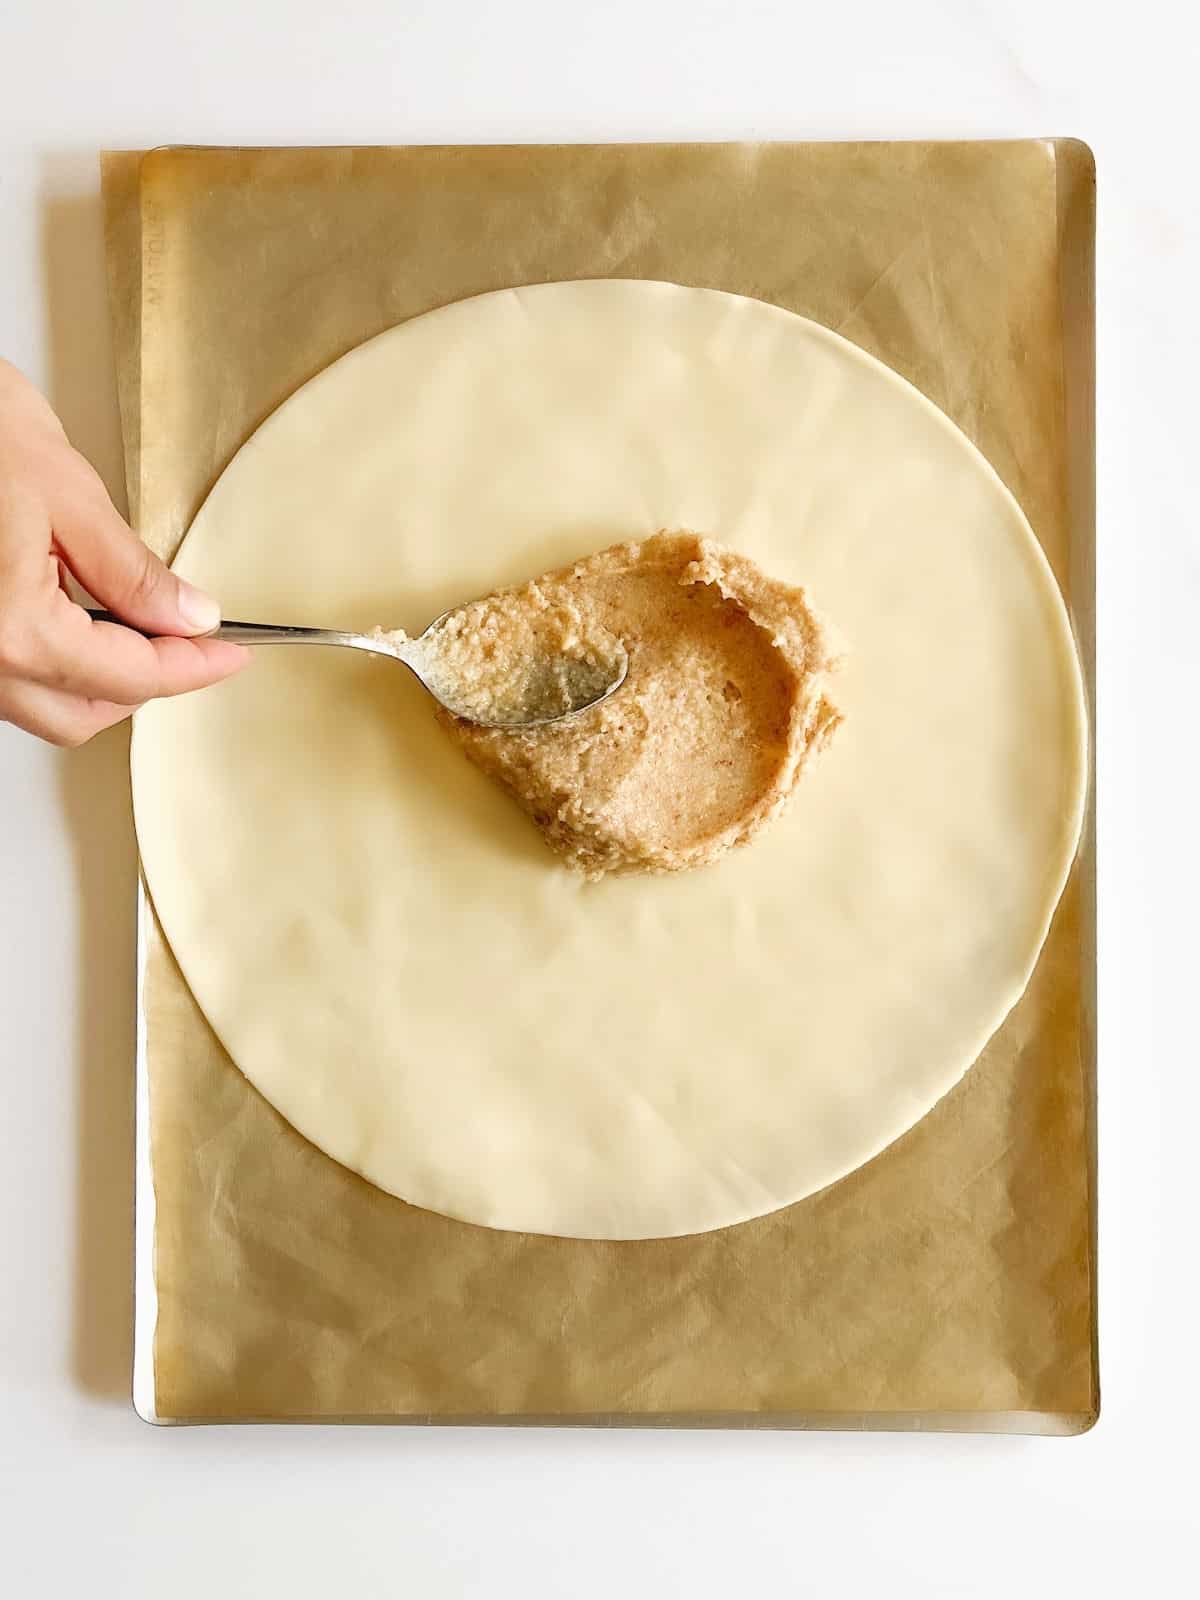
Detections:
85,606,629,729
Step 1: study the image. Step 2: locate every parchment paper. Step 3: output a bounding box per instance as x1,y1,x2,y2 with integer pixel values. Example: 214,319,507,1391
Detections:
103,142,1096,1429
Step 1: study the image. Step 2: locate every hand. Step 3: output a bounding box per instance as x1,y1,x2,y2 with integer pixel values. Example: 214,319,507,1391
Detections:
0,360,249,746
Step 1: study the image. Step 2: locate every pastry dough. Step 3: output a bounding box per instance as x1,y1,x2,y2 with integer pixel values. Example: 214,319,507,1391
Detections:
131,280,1087,1240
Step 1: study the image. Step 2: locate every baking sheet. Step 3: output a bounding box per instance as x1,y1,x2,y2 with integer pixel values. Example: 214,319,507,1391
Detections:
104,142,1096,1429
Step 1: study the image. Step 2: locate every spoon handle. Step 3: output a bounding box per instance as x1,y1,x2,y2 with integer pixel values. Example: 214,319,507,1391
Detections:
84,609,375,651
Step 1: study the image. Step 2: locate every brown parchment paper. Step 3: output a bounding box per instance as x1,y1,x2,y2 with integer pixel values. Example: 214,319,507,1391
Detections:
104,142,1096,1430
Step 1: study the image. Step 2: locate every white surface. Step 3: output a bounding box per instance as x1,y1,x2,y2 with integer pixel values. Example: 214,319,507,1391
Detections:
138,281,1085,1240
0,0,1195,1592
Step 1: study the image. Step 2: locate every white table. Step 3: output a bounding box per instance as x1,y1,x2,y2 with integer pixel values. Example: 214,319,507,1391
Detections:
2,2,1195,1592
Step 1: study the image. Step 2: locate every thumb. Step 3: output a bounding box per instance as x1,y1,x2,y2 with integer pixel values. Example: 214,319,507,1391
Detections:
52,479,220,637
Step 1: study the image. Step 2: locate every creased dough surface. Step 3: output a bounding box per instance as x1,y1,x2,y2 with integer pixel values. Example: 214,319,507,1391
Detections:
132,280,1087,1240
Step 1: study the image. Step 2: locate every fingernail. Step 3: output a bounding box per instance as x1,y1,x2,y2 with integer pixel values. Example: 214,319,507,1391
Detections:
177,581,221,634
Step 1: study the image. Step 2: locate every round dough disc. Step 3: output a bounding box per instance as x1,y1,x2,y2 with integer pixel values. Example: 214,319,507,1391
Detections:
132,280,1087,1240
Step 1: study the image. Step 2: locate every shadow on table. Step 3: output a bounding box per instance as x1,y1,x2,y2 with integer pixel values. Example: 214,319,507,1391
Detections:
40,152,137,1403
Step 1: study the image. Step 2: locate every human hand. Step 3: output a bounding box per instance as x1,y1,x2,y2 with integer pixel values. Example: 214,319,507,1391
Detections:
0,359,248,745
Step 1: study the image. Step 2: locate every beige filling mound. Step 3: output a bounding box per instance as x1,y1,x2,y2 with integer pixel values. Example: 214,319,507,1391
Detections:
435,531,842,879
